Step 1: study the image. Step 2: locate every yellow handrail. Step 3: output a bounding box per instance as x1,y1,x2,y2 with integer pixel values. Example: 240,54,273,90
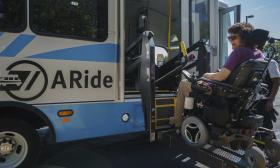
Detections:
168,0,172,51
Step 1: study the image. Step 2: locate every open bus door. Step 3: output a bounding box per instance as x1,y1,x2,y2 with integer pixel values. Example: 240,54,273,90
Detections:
219,5,241,67
124,0,210,142
138,31,157,142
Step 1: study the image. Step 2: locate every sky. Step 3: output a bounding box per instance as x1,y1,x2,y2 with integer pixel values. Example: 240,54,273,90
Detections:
222,0,280,38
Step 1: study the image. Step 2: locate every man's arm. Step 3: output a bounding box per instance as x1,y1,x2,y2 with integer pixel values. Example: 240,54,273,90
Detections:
269,78,280,100
203,49,241,81
203,68,231,81
266,60,280,112
266,78,280,112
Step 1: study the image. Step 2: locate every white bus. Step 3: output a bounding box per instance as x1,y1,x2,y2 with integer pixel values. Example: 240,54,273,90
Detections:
0,0,240,167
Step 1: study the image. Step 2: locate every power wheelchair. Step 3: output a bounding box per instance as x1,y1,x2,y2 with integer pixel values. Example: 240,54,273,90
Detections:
180,34,280,167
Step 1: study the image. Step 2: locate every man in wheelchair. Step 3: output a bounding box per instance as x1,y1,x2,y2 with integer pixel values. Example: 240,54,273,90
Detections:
170,22,280,167
170,22,264,127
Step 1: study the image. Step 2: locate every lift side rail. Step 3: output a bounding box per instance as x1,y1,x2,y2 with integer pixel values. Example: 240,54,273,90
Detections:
139,31,156,142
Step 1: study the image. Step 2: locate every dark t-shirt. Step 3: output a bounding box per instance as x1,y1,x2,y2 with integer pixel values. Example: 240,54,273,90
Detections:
224,47,264,71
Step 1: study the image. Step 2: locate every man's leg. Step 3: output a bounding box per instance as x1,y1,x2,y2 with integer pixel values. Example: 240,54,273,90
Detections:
170,80,192,128
256,100,274,129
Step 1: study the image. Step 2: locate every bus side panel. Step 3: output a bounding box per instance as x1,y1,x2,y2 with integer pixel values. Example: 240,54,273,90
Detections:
36,100,145,142
0,35,119,104
0,0,120,104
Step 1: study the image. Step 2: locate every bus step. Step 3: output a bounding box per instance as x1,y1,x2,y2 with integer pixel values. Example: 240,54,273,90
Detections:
155,97,175,129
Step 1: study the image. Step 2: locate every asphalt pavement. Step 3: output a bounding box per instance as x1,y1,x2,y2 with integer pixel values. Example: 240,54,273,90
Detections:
37,136,211,168
37,93,280,168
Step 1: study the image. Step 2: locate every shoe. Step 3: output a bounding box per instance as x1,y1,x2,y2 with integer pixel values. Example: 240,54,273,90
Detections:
176,129,181,135
169,117,175,126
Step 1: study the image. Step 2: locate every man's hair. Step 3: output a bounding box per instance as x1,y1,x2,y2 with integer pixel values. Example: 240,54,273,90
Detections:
228,22,255,48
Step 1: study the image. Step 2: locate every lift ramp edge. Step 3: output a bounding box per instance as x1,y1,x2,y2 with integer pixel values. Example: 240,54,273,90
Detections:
159,131,264,168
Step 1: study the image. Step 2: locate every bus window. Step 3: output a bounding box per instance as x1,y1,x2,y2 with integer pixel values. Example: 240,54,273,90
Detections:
166,0,182,58
0,0,26,33
30,0,108,41
169,0,181,50
190,0,210,45
147,0,181,54
219,11,235,67
219,5,240,67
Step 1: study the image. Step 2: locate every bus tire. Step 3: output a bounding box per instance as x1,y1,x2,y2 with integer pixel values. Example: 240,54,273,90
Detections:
0,118,40,168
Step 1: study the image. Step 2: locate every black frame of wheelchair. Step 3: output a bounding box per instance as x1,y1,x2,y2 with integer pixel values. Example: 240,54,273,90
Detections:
126,29,280,167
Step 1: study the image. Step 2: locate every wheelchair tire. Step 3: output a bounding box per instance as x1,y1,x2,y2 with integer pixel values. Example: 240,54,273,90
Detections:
245,146,266,168
181,116,209,148
265,139,280,164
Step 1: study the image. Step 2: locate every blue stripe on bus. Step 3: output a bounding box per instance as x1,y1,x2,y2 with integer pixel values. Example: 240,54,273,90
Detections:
36,100,145,143
29,44,119,63
0,34,35,57
0,32,3,37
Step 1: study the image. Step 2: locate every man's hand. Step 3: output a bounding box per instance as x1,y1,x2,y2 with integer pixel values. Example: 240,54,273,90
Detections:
202,68,231,81
203,73,212,79
265,98,274,112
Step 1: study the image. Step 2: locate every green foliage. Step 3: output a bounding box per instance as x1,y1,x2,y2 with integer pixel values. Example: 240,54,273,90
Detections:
263,41,280,65
31,0,99,39
0,0,25,31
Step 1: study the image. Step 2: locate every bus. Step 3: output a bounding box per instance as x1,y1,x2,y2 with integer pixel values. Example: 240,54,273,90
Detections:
0,0,240,167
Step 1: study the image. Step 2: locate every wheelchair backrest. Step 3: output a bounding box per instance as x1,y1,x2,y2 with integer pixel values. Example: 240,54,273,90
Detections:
226,59,268,88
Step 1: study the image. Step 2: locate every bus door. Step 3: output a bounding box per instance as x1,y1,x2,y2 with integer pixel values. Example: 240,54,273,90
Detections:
124,0,181,141
219,5,241,67
138,32,156,142
148,0,181,134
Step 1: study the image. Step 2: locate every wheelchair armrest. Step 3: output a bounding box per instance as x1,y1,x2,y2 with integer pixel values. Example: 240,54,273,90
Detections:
199,77,236,89
260,83,268,88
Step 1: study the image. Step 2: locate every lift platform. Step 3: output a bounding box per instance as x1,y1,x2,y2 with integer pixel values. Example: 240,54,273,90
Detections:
158,129,280,168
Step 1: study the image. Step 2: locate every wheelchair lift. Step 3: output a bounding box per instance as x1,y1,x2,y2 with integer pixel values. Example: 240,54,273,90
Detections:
159,130,280,168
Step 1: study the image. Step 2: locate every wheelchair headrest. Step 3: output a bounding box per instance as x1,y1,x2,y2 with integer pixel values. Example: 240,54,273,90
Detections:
251,29,270,50
252,29,269,44
227,59,268,87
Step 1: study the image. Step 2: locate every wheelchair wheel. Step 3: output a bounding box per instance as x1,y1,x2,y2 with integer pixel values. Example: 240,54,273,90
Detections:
265,139,280,164
245,146,266,168
181,116,209,148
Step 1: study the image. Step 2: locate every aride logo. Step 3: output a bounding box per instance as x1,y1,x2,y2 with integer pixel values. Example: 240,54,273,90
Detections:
0,60,113,101
0,60,48,101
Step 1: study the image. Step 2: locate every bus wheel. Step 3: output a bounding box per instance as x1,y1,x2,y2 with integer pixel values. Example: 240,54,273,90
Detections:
0,118,40,168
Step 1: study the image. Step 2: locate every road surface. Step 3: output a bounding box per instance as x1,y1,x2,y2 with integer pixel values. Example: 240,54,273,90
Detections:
38,93,280,168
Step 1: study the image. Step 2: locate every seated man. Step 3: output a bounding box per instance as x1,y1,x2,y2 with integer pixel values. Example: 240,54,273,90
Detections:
170,22,264,128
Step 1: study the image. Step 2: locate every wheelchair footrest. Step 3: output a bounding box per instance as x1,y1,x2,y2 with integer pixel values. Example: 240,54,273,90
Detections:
201,144,248,168
202,144,280,168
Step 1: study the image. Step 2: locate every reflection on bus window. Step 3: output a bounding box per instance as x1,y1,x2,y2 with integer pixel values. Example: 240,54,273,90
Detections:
0,0,26,32
30,0,108,41
190,0,210,45
147,0,181,52
219,11,235,67
170,0,181,49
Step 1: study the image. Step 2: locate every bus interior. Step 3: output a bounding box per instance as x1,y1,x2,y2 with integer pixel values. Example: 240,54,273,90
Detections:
124,0,211,94
124,0,212,132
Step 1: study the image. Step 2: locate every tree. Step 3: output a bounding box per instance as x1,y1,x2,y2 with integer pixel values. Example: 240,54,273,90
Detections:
263,40,280,66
